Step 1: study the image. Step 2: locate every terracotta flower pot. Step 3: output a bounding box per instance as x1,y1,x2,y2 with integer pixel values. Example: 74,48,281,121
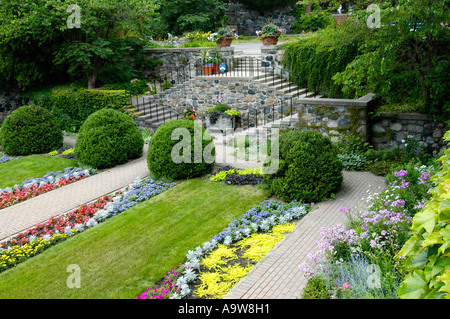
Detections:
202,65,214,76
262,35,279,46
216,37,233,47
212,63,220,74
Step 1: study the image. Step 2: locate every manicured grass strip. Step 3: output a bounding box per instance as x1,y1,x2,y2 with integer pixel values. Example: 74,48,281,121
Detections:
0,155,78,189
0,179,269,299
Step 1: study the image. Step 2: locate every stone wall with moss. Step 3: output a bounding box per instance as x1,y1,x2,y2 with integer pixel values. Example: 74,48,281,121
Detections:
295,93,373,142
370,112,446,153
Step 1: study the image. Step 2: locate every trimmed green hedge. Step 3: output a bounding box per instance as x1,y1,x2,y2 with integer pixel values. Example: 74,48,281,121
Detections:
27,87,132,132
147,119,215,179
0,105,63,156
263,129,343,203
75,108,144,169
281,27,361,98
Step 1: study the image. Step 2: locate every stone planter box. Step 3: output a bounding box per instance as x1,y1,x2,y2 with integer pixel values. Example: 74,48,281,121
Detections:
205,114,235,131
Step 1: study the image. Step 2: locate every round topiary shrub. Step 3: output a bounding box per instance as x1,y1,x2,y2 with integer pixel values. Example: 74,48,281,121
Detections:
263,129,343,203
0,104,63,156
74,108,144,169
147,119,215,179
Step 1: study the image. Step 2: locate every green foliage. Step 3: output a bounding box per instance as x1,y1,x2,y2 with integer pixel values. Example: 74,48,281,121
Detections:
301,274,331,299
0,105,63,156
0,0,159,90
26,87,132,132
331,1,450,121
398,130,450,299
263,129,343,203
281,25,361,97
158,0,225,35
102,79,150,95
147,119,215,179
75,108,144,169
239,0,297,12
291,5,336,33
338,152,368,171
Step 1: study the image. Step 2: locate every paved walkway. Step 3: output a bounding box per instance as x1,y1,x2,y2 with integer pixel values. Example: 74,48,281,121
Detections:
1,135,386,299
224,170,386,299
0,138,149,241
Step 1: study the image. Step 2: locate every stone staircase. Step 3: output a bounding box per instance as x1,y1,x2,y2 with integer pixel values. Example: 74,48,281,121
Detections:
133,54,322,132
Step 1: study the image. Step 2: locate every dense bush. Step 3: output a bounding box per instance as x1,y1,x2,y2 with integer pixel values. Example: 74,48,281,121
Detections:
75,108,144,169
291,5,335,33
0,105,63,156
26,86,132,132
282,26,361,98
263,129,343,203
147,119,215,179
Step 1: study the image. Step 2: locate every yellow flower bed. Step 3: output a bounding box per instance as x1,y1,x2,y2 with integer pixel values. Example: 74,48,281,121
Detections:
193,222,297,299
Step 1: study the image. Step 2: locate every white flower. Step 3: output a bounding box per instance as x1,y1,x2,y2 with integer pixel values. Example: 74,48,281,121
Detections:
85,218,98,228
74,223,84,232
184,258,200,270
184,268,197,282
179,284,191,297
64,226,72,236
224,235,233,246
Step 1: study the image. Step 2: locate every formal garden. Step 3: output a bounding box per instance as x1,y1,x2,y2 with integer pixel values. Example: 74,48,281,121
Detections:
0,0,448,301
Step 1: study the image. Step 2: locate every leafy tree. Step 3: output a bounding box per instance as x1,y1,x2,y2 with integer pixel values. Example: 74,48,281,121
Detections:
239,0,298,12
0,0,159,90
158,0,226,35
331,0,450,121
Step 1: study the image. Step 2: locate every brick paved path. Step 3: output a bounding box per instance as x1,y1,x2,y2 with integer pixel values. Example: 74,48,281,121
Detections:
0,144,149,241
224,170,386,299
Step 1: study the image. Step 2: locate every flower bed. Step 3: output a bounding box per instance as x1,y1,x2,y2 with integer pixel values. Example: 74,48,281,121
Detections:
298,163,437,299
0,177,175,272
0,167,97,209
137,200,311,299
0,156,19,164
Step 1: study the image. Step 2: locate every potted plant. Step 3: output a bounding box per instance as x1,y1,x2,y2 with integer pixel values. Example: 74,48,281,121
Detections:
201,48,214,75
204,97,241,130
183,108,196,120
208,25,239,47
256,22,282,45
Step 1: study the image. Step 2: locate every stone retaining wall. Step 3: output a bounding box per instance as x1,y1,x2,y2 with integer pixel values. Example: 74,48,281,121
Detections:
141,47,234,79
224,3,296,35
295,93,373,142
0,90,28,122
370,112,447,153
156,76,294,128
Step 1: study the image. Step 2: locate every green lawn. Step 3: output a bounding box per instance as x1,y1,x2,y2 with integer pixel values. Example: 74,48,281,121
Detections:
0,155,79,189
0,178,270,299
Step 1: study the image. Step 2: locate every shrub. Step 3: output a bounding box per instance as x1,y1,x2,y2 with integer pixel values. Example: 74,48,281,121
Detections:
301,275,331,299
0,105,63,156
26,86,133,132
147,119,215,179
291,6,336,33
338,152,368,171
263,129,343,203
75,108,143,169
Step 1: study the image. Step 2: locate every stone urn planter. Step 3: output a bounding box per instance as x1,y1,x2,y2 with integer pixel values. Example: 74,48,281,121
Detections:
262,35,279,46
216,37,233,47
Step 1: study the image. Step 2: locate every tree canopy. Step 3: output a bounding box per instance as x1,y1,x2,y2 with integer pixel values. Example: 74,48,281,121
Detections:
0,0,159,90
